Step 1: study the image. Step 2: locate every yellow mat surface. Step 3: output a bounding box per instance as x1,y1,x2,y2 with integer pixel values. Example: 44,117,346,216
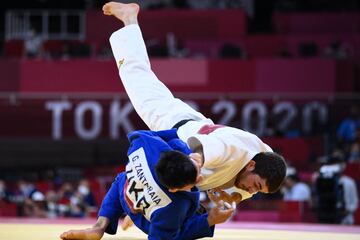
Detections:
1,222,360,240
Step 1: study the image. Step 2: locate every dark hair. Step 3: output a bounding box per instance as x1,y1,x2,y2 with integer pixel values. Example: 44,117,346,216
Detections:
252,152,287,193
155,150,197,189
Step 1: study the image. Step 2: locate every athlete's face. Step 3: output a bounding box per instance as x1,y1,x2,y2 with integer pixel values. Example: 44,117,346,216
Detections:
168,153,203,193
235,160,269,194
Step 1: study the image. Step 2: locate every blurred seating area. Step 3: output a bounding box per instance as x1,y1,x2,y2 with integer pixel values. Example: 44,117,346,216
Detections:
0,176,101,218
0,166,124,218
1,1,360,61
0,0,359,225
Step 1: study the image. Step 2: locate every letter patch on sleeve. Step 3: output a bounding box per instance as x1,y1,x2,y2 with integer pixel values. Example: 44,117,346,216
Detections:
125,148,172,220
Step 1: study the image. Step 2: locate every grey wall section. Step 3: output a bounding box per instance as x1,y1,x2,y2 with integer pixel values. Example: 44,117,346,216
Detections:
0,139,129,169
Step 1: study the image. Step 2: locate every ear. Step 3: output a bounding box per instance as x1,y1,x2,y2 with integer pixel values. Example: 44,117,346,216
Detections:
245,160,256,171
195,174,203,184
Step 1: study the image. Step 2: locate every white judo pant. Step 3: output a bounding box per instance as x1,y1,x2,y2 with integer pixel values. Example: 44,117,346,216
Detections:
109,24,214,133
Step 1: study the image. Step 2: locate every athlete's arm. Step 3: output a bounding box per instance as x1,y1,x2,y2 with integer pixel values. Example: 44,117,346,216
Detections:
208,188,242,205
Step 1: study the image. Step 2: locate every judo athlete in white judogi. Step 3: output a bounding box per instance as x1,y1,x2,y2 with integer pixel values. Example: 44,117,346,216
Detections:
106,2,287,204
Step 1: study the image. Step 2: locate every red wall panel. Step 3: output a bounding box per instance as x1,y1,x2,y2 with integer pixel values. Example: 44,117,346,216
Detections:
208,60,256,92
19,60,122,92
255,59,336,93
151,59,208,86
17,59,208,92
0,58,344,93
244,35,285,58
0,59,20,91
265,137,323,169
336,60,355,92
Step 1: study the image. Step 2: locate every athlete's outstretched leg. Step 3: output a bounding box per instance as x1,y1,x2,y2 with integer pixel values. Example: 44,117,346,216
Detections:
103,2,212,131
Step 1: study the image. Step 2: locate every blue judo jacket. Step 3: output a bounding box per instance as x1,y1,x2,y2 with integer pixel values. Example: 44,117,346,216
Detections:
99,129,214,240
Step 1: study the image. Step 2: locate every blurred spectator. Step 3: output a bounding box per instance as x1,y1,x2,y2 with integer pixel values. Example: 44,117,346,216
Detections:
219,43,245,59
23,28,44,59
274,0,299,11
337,105,359,144
70,42,91,58
315,151,359,224
339,166,358,225
166,32,188,58
77,179,97,210
278,45,292,58
144,0,172,9
324,39,351,60
0,180,13,202
282,167,311,201
187,0,243,9
315,160,343,223
23,191,47,217
45,190,60,218
16,180,47,217
62,45,71,60
173,0,190,8
57,182,75,216
55,180,97,218
101,0,169,9
147,39,169,57
18,180,37,199
275,0,360,12
348,142,360,163
97,45,113,59
218,0,243,9
0,178,99,218
298,42,318,58
187,0,218,9
69,191,87,218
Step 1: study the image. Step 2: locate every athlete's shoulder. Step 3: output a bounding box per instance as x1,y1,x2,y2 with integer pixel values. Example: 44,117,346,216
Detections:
127,130,154,140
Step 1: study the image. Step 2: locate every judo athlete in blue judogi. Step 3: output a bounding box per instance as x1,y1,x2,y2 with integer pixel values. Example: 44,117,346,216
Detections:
100,129,213,239
60,129,235,240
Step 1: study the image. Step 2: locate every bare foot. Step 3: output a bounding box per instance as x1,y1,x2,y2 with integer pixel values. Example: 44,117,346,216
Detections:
60,227,104,240
121,215,134,231
102,2,140,26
